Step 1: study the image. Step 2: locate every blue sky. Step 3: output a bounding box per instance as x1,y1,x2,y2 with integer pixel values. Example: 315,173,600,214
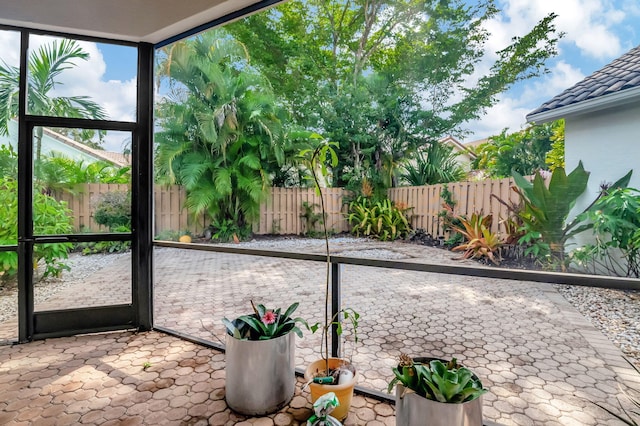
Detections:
461,0,640,142
2,0,640,151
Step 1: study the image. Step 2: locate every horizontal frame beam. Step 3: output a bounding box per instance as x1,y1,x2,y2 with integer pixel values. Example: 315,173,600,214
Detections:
154,241,640,291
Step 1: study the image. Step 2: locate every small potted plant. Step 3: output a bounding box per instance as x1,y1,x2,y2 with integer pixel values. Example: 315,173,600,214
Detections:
223,301,307,416
388,354,487,426
299,137,360,421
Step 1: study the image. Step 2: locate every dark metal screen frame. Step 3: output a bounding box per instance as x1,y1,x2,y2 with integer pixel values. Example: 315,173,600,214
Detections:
5,26,154,342
152,240,640,403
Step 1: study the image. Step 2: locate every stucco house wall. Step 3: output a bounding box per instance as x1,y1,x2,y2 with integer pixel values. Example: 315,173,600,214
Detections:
526,44,640,258
565,103,640,214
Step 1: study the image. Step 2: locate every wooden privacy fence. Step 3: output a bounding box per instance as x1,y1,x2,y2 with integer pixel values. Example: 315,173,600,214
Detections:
253,187,349,235
55,184,206,236
55,177,524,237
388,177,521,237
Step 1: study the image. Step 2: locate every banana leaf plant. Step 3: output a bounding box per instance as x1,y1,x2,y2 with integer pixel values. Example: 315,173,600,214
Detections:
512,162,631,265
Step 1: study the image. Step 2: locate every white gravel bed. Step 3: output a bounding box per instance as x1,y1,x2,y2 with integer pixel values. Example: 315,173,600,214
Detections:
0,251,129,324
557,285,640,366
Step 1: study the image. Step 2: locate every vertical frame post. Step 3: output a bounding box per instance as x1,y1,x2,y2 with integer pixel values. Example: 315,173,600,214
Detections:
17,31,33,343
331,262,341,358
133,42,154,330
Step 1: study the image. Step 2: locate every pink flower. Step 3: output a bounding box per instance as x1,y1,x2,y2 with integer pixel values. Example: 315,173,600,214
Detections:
262,311,276,325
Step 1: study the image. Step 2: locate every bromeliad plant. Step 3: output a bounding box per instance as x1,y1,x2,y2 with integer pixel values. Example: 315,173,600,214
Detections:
223,301,308,340
451,213,501,264
388,354,487,403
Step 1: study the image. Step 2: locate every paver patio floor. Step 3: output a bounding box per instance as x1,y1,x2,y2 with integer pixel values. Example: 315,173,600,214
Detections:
1,239,639,425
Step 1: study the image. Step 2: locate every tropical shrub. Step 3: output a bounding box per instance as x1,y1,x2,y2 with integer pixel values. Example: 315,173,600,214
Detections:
300,201,323,237
570,187,640,277
438,186,463,247
347,196,411,241
79,225,131,255
0,144,17,178
451,213,501,264
401,141,466,186
513,164,631,268
93,191,131,230
155,30,290,234
513,164,589,266
472,121,560,178
37,156,130,193
0,177,73,282
545,119,565,171
209,218,250,243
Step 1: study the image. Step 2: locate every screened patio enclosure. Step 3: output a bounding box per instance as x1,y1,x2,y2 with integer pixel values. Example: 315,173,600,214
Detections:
0,0,286,343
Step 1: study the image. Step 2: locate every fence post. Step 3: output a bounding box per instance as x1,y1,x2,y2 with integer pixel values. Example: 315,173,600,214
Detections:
331,261,341,358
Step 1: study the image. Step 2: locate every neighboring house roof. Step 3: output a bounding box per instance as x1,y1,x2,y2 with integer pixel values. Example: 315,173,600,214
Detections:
0,120,129,167
42,127,131,167
439,135,477,160
527,44,640,123
463,137,488,150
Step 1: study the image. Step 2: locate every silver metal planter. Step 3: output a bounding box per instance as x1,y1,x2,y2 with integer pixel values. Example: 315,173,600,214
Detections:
395,384,483,426
225,332,295,416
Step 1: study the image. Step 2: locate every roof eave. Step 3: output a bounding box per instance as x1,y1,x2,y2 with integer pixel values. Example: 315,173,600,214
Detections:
527,86,640,124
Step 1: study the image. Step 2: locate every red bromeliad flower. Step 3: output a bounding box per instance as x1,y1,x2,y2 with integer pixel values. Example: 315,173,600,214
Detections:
262,311,276,325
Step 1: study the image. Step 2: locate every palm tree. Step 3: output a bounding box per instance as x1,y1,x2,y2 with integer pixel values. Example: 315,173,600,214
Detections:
155,30,286,234
0,39,107,163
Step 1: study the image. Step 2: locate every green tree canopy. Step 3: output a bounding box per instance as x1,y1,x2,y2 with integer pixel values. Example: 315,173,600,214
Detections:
472,120,563,177
227,0,562,188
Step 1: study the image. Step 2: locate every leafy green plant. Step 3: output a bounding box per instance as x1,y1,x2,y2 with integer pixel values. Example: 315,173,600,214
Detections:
300,201,323,237
155,30,289,234
438,186,463,246
154,229,181,242
513,164,631,267
389,355,487,403
223,301,308,341
0,177,73,281
401,142,465,186
451,213,501,264
472,121,559,178
93,191,131,230
79,226,131,255
210,218,250,242
299,137,361,377
545,119,565,171
570,187,640,277
347,196,411,241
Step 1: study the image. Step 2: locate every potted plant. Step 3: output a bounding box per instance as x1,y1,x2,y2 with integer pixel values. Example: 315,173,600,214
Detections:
299,138,360,421
388,354,487,426
223,301,307,416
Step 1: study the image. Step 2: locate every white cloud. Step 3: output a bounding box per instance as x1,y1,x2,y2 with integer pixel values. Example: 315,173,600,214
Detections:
463,61,585,141
27,35,137,152
462,97,530,143
0,31,20,67
490,0,625,60
522,60,585,100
